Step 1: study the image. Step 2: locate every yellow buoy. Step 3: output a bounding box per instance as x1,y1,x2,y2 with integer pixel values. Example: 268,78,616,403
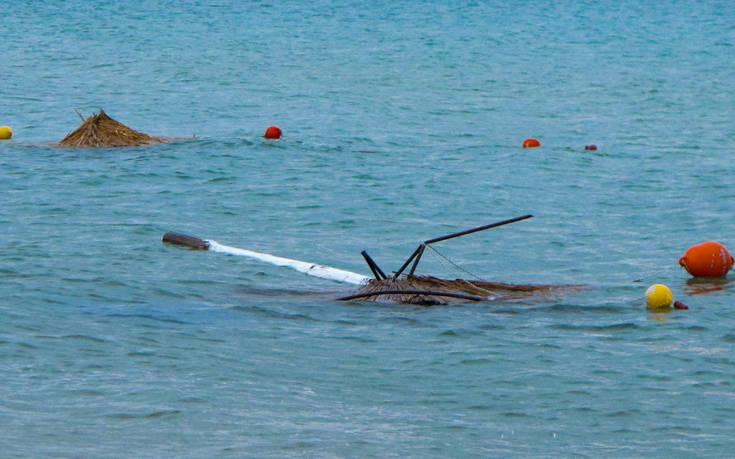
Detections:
645,283,673,308
0,126,12,140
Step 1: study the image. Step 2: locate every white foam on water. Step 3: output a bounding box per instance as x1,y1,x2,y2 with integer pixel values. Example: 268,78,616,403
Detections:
206,240,370,285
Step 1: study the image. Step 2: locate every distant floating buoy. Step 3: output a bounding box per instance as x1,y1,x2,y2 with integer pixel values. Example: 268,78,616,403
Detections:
645,283,673,309
522,138,540,148
264,125,282,140
585,144,597,150
0,126,12,140
679,241,734,278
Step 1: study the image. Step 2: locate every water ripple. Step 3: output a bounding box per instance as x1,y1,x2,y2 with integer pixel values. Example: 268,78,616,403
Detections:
107,410,181,420
233,305,318,322
552,322,641,332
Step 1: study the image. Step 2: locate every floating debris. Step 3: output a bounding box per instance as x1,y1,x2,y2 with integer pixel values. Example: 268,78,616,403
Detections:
163,215,584,305
59,109,169,147
339,275,572,305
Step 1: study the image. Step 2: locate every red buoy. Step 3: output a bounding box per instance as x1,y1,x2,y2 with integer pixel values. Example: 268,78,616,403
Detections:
522,138,540,148
585,144,597,150
264,125,282,140
679,241,734,278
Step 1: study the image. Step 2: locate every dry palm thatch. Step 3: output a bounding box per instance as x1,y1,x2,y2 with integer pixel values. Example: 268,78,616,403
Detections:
340,275,583,305
59,109,168,147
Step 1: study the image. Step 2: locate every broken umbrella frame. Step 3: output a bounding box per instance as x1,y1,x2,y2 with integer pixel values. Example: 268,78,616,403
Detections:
360,214,533,281
162,214,537,304
341,214,534,302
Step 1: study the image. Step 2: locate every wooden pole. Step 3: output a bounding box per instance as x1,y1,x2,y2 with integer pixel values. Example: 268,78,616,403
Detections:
162,232,210,250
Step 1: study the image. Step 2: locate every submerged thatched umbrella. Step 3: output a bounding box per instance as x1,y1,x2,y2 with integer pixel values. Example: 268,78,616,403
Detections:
59,109,168,147
339,275,577,305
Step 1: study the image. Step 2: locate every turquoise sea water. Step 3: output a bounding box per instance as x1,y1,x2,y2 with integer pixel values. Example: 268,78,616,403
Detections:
2,1,735,456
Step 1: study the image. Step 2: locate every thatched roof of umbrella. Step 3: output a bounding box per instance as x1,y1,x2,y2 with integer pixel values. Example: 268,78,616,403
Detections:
340,275,578,305
59,109,168,147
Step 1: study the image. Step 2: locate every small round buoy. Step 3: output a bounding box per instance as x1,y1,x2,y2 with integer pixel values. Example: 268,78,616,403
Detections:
522,138,540,148
645,284,673,309
585,144,597,150
0,126,12,140
264,125,282,140
679,241,734,278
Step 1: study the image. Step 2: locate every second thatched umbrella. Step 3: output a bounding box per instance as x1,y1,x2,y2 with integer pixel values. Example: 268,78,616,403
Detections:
59,109,168,147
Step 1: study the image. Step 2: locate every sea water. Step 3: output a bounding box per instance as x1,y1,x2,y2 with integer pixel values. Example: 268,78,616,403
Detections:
2,1,734,456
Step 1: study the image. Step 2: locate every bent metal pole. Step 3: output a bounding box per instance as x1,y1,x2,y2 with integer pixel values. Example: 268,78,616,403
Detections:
392,214,533,279
423,214,533,245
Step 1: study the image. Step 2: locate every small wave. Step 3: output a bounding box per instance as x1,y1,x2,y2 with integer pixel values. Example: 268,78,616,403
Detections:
107,409,181,420
467,405,491,411
444,425,469,431
635,373,672,382
489,308,520,315
152,288,186,299
206,176,238,183
460,358,492,365
62,334,106,343
126,350,155,357
6,95,42,102
379,316,422,325
334,319,358,326
552,322,641,332
336,335,378,344
606,409,642,417
237,286,336,298
279,441,318,452
105,313,190,325
612,428,636,434
233,305,318,322
69,389,104,396
677,325,709,332
537,303,624,314
572,406,595,413
438,328,485,338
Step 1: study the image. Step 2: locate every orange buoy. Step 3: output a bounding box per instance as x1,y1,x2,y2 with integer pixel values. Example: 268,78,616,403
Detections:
679,241,734,278
264,125,282,140
585,144,597,150
522,138,540,148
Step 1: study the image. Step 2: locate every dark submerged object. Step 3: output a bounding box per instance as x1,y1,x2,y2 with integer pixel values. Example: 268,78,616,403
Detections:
340,215,582,305
339,275,573,305
163,232,210,250
163,215,584,305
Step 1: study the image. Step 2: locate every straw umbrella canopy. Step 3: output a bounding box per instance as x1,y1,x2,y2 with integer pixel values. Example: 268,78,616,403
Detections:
59,109,168,147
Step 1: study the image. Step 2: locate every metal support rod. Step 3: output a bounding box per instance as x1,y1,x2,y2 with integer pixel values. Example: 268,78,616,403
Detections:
423,214,533,245
408,244,426,276
393,215,533,279
393,244,425,279
361,250,387,280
